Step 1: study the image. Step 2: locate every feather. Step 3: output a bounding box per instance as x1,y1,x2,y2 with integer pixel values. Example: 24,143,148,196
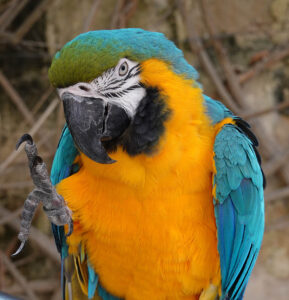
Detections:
213,123,264,300
87,262,98,299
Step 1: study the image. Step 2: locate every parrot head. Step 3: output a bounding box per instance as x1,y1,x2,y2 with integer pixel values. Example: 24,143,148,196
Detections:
49,29,200,164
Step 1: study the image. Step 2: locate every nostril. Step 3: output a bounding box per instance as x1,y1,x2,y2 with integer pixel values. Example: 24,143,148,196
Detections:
79,85,90,92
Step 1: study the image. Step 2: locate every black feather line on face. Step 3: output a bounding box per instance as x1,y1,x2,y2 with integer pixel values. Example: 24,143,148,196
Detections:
124,64,141,81
102,84,142,98
102,87,171,156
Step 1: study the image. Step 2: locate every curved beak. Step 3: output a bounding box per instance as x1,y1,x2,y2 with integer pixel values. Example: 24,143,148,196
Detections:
61,92,130,164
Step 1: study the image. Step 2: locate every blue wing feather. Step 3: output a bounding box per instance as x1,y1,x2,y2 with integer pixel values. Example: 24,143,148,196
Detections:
50,125,79,186
50,125,78,259
87,262,99,299
51,125,121,300
50,125,78,300
213,121,264,300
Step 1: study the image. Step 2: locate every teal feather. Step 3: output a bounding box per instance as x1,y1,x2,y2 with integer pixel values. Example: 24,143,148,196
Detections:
231,251,258,300
213,122,264,300
50,126,78,256
50,125,79,186
87,262,99,299
227,167,243,190
50,125,79,300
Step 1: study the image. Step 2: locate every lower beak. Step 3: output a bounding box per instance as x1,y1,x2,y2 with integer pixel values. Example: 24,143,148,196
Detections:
61,92,130,164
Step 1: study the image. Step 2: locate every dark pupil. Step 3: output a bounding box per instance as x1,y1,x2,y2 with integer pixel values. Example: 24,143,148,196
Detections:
121,65,126,70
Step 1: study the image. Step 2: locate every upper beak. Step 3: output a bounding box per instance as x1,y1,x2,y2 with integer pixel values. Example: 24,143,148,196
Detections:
61,92,130,164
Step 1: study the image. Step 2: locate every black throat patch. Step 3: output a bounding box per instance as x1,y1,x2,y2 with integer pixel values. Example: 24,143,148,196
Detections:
102,87,171,156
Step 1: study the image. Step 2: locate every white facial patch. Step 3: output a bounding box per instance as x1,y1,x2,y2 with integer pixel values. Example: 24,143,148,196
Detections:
58,58,146,117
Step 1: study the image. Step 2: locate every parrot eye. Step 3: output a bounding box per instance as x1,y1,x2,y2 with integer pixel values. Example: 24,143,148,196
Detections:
118,61,128,76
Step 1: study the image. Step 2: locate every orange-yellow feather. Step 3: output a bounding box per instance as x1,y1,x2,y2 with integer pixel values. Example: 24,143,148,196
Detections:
57,59,222,299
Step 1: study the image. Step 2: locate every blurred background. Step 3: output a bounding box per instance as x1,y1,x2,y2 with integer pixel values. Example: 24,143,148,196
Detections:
0,0,289,299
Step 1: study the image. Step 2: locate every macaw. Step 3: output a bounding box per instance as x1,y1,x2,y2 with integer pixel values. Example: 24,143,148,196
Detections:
14,29,265,300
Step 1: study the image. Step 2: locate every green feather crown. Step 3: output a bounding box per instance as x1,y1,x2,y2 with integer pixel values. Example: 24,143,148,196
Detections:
48,28,198,88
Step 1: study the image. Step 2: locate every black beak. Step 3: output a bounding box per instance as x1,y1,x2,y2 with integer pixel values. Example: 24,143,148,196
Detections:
61,92,130,164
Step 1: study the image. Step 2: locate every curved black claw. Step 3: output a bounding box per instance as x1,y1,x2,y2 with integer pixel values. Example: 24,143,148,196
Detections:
11,241,26,257
66,219,74,237
15,134,73,250
16,133,33,150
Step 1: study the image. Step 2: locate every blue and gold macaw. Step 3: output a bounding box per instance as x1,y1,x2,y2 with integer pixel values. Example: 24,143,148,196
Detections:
15,29,265,300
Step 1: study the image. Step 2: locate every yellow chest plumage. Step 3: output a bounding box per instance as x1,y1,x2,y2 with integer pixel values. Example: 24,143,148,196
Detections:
57,59,221,299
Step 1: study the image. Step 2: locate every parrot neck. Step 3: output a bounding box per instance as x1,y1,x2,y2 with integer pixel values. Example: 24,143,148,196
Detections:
77,59,215,190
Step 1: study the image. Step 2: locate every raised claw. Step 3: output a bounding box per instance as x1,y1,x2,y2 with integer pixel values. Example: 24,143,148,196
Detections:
13,135,73,257
16,133,33,150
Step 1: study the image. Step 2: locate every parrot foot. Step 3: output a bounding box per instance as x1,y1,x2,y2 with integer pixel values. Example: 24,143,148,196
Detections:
12,134,73,257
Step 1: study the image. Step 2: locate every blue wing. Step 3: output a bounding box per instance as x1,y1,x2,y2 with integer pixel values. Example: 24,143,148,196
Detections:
213,119,265,300
50,124,78,257
50,125,121,300
50,125,79,299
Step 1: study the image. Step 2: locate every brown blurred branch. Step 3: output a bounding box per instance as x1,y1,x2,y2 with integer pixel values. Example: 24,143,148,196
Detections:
0,70,35,125
51,287,62,300
0,71,52,150
4,279,58,294
200,0,244,108
265,186,289,203
266,217,289,232
13,0,51,44
177,0,241,114
263,147,289,177
0,251,39,300
14,252,38,267
239,46,289,84
111,0,125,29
0,206,60,264
5,237,19,258
32,86,54,115
0,0,29,32
0,31,48,48
0,181,34,190
111,0,138,29
0,130,55,179
83,0,102,32
119,0,138,28
1,152,54,177
0,207,22,226
242,97,289,119
0,0,19,28
0,98,59,175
